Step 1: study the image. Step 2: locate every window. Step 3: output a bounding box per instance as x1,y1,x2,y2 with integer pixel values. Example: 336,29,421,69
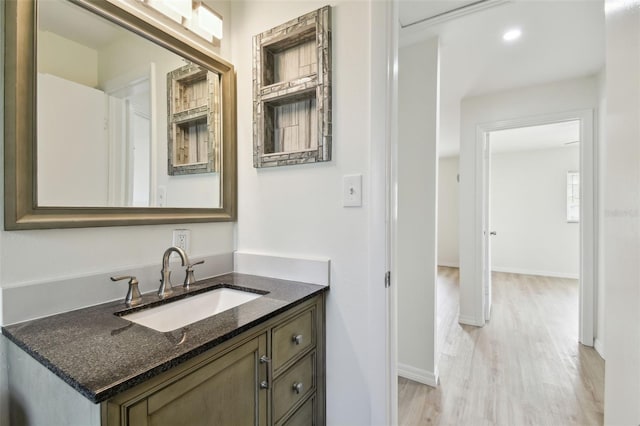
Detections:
567,171,579,222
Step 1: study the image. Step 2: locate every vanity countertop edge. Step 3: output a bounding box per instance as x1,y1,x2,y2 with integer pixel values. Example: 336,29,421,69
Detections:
1,272,328,404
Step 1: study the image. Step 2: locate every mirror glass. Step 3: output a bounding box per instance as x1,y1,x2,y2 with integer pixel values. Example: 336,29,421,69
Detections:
37,0,221,209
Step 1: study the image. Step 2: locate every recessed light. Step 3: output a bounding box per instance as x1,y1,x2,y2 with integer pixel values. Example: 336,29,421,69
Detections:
604,0,640,15
502,28,522,42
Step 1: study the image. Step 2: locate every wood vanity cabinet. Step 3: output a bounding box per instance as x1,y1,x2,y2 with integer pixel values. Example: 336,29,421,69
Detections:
102,294,325,426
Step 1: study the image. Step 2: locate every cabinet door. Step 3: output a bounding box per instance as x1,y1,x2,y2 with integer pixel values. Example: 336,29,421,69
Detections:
119,334,268,426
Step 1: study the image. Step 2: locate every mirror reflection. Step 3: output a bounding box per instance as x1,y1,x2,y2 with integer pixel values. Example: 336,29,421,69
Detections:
167,63,220,176
37,0,222,209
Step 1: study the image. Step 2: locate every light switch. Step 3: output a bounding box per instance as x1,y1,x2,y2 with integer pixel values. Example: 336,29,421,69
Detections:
343,174,362,207
157,186,167,207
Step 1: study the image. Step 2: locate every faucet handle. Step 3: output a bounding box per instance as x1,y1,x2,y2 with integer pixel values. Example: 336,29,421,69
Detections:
184,260,205,289
111,276,143,307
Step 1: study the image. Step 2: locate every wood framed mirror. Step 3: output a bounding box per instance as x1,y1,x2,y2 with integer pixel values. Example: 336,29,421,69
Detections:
4,0,236,230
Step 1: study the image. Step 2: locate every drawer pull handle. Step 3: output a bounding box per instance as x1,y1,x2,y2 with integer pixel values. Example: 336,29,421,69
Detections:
292,382,304,394
292,334,303,345
260,355,271,390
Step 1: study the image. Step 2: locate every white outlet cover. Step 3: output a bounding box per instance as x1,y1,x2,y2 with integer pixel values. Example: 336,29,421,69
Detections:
172,229,191,254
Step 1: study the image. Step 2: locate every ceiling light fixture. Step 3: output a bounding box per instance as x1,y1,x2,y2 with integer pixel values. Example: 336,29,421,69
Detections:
502,28,522,42
145,0,191,24
141,0,223,43
191,2,223,41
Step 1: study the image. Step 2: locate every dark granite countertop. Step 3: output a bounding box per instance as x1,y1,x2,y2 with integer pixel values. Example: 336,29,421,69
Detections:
1,273,327,404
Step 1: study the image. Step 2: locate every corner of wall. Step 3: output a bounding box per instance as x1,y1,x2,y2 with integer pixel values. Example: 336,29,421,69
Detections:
595,63,607,360
603,2,640,423
397,35,440,387
397,363,439,388
594,337,605,359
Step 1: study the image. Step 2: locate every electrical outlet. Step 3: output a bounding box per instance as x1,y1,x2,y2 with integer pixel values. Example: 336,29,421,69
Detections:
172,229,190,254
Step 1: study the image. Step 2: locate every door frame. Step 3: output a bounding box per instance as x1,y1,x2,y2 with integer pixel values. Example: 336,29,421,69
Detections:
369,0,399,424
482,133,493,321
475,109,596,345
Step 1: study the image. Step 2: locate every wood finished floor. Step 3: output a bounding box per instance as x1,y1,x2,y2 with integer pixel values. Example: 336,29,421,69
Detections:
398,267,605,426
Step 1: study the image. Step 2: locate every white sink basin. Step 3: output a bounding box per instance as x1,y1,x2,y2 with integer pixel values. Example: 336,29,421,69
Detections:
121,288,263,332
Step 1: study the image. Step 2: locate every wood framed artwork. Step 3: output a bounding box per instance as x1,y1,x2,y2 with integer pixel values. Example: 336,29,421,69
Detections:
167,63,221,175
252,6,332,168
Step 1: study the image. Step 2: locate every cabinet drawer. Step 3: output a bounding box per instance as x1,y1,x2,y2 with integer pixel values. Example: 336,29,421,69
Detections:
272,307,315,371
279,394,316,426
273,351,315,422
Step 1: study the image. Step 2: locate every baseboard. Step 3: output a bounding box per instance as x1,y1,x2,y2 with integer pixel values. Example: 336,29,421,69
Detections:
491,266,579,279
234,251,330,286
594,338,605,359
437,262,459,268
458,314,485,327
397,363,439,387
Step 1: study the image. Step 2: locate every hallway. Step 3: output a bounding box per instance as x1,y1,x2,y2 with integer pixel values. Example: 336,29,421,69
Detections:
399,267,605,425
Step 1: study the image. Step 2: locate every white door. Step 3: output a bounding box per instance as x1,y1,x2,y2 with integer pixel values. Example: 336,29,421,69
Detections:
37,73,109,206
129,109,151,207
103,66,153,208
483,134,493,321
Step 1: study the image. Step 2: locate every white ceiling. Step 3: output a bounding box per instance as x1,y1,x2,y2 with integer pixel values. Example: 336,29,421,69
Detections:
39,0,124,50
399,0,481,27
399,0,605,157
490,120,580,153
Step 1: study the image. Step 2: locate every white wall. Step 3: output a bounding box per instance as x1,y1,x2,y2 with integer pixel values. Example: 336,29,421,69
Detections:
438,147,580,278
396,37,440,386
458,76,598,325
490,146,579,278
230,1,389,424
602,0,640,423
438,156,459,267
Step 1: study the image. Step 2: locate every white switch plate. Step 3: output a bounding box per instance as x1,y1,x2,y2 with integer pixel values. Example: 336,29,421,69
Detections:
172,229,191,254
343,174,362,207
157,186,167,207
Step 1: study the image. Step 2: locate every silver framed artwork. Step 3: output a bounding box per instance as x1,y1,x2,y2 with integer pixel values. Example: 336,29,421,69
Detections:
252,6,332,168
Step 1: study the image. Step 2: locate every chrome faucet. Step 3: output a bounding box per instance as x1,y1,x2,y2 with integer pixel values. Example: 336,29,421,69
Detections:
158,246,189,298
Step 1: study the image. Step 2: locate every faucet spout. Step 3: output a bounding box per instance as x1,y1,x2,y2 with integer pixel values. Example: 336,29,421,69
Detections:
158,246,189,298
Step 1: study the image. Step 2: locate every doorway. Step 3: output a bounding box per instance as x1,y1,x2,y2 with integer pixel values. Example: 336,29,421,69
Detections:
483,119,582,321
391,0,604,422
476,111,596,345
105,76,153,207
103,64,156,208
